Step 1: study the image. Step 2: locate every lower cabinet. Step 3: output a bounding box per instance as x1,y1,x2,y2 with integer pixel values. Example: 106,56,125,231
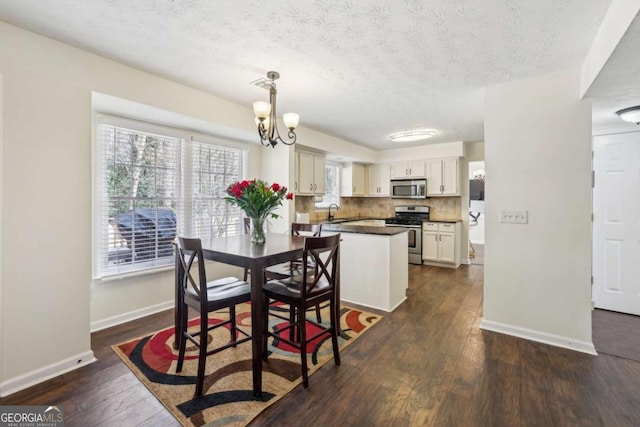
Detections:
422,222,461,268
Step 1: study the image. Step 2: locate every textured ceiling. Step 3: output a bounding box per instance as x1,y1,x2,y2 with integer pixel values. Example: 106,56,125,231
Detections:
0,0,617,149
586,12,640,131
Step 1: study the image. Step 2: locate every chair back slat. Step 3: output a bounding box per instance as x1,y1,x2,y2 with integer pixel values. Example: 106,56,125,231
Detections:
301,234,340,295
291,222,322,237
175,237,208,304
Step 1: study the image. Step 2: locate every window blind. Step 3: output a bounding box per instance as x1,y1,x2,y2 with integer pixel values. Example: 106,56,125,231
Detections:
95,118,245,278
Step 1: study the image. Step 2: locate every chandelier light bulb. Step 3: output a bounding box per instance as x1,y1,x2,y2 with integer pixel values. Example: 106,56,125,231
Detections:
253,101,271,119
283,112,300,130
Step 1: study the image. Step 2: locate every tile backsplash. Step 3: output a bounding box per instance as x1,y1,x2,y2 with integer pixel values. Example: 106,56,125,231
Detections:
295,196,462,222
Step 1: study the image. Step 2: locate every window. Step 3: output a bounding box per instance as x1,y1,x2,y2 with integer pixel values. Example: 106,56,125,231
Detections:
315,163,340,209
94,116,246,278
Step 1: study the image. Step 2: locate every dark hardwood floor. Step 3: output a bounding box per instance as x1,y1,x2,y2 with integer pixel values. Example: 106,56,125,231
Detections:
2,263,640,426
593,308,640,363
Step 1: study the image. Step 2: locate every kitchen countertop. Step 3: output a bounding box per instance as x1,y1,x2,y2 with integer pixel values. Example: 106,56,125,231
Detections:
308,217,377,225
322,222,409,236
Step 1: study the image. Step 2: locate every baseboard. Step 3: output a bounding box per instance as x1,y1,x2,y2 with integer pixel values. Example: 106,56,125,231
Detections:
422,261,460,269
340,297,404,313
479,319,598,356
0,350,96,397
91,300,173,332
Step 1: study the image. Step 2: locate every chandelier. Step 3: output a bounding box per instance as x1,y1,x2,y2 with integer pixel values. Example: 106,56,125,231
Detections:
252,71,299,148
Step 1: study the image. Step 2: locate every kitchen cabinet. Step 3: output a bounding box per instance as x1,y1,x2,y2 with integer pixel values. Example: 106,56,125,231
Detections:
426,158,459,196
422,222,461,268
296,151,325,196
341,163,366,196
367,163,391,196
390,160,425,179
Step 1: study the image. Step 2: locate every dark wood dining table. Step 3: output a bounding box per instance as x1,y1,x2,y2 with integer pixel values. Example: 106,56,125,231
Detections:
174,233,306,397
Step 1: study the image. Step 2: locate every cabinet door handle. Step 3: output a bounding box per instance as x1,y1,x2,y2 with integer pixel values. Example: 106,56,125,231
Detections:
314,183,317,191
409,168,412,175
294,182,297,190
310,184,313,190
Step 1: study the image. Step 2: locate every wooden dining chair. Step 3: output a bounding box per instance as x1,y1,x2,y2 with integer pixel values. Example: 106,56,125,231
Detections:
262,234,341,388
174,236,252,397
264,223,326,325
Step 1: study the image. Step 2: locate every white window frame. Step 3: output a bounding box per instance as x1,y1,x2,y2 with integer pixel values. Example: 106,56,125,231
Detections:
315,161,341,210
92,114,247,280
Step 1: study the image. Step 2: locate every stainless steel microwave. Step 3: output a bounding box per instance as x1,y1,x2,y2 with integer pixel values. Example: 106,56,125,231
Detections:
390,179,427,199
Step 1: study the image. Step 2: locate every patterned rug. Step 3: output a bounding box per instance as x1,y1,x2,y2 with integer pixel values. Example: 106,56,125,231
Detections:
113,303,382,426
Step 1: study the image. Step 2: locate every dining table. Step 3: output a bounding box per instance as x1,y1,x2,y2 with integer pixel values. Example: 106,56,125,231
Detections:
173,232,308,397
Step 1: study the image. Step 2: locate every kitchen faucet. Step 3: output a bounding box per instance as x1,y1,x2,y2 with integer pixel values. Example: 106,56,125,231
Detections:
327,203,339,221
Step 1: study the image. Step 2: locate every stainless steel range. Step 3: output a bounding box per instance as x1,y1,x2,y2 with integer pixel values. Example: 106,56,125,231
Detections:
384,205,430,265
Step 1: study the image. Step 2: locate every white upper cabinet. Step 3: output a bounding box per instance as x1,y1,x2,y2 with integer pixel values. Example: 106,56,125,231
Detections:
367,163,391,196
341,163,366,196
390,160,426,179
296,151,325,195
426,158,459,196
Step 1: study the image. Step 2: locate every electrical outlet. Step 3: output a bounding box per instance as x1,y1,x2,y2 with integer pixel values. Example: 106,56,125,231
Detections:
500,210,513,223
500,210,528,224
512,210,528,224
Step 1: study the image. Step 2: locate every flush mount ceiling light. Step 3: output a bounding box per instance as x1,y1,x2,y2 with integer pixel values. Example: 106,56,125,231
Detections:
388,129,437,142
252,71,299,148
615,106,640,125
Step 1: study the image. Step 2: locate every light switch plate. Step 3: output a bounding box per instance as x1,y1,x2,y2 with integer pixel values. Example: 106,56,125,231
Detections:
500,210,528,224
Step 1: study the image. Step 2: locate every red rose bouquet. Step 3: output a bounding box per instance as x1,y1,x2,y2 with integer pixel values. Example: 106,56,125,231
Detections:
225,179,293,242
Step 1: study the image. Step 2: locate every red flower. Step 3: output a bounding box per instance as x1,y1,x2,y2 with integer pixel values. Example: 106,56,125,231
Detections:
286,192,294,200
239,180,250,190
271,183,281,191
231,184,243,198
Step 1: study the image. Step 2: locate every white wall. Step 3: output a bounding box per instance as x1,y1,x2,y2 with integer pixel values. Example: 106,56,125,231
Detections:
482,68,595,354
260,143,294,233
465,142,485,162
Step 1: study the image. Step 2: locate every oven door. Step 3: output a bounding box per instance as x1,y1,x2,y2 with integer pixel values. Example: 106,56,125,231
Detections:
406,228,421,253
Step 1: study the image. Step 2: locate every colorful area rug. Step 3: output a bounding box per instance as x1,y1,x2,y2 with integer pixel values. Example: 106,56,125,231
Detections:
113,303,381,426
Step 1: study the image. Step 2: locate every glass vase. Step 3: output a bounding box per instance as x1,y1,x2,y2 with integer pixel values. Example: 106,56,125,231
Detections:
249,215,267,244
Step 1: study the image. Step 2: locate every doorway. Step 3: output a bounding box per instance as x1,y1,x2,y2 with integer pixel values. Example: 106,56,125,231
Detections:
592,130,640,360
469,161,485,265
592,131,640,315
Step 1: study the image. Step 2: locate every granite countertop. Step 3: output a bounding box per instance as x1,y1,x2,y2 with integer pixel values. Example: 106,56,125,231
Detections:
321,223,409,236
309,217,370,225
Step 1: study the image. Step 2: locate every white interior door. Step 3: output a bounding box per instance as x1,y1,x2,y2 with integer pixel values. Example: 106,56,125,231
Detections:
593,132,640,315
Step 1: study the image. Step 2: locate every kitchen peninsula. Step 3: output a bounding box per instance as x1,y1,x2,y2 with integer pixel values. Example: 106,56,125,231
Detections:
319,221,409,312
